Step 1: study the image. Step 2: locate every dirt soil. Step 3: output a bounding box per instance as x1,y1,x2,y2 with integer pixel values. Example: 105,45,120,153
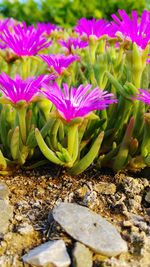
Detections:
0,164,150,267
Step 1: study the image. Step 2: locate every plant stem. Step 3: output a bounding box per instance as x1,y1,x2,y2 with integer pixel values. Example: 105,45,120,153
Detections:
17,107,27,145
68,123,78,157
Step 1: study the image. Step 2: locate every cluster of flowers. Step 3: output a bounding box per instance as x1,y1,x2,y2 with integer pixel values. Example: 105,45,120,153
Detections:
0,10,150,174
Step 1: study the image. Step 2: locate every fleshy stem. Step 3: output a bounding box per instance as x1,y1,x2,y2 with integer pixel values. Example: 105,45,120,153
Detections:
70,131,104,175
130,44,148,137
141,114,150,159
22,56,30,79
17,107,27,144
113,117,134,171
68,123,79,158
56,76,62,87
89,37,98,65
86,50,97,85
51,119,61,150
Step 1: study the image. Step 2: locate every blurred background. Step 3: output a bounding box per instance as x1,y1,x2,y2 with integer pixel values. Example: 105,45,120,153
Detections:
0,0,149,26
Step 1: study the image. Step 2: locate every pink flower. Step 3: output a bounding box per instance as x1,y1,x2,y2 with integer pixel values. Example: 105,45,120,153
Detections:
0,72,55,104
39,54,79,74
75,18,113,39
36,22,57,36
111,10,150,49
0,22,52,56
42,82,117,121
58,37,88,52
136,89,150,105
0,18,9,32
0,18,10,49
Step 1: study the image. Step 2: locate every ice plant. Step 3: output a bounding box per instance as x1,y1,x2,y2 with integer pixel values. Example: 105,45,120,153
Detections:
111,10,150,49
109,10,150,92
37,22,57,36
0,18,10,49
75,18,114,65
1,12,150,174
42,82,117,121
0,18,9,32
0,72,55,148
58,37,88,53
136,89,150,105
135,89,150,164
0,22,52,56
75,18,113,39
39,54,79,75
35,82,116,173
0,72,55,105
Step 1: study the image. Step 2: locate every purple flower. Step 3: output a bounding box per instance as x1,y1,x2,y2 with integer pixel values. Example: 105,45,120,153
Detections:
36,22,57,36
136,89,150,105
42,82,117,121
0,18,10,49
39,54,79,74
111,10,150,49
58,37,88,52
75,18,113,39
0,22,52,56
6,18,18,29
0,18,9,32
0,72,55,104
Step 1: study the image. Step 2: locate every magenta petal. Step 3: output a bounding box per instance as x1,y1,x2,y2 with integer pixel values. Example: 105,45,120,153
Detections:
75,17,113,39
111,9,150,49
58,37,88,51
0,22,52,56
0,73,55,104
136,89,150,105
42,82,117,121
39,54,79,74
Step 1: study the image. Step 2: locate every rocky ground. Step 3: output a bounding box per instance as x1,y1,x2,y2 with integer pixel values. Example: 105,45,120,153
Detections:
0,164,150,267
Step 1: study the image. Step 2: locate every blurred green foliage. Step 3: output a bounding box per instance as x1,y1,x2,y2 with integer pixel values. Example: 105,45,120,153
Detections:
0,0,148,26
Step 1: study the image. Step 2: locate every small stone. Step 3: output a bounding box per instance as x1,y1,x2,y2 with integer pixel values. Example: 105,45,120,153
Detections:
0,200,13,235
22,240,71,267
94,182,116,195
73,242,93,267
123,177,143,196
36,185,45,196
128,199,141,211
135,195,142,202
77,185,89,198
123,221,132,227
0,182,10,200
15,214,23,221
82,191,99,208
129,214,150,233
18,222,34,235
93,253,108,262
145,190,150,204
129,213,144,223
53,203,127,257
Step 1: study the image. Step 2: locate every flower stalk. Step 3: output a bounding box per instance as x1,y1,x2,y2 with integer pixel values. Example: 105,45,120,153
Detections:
17,106,27,144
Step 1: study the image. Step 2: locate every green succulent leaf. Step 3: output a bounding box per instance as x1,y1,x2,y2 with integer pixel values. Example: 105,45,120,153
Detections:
69,131,104,175
35,128,64,165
